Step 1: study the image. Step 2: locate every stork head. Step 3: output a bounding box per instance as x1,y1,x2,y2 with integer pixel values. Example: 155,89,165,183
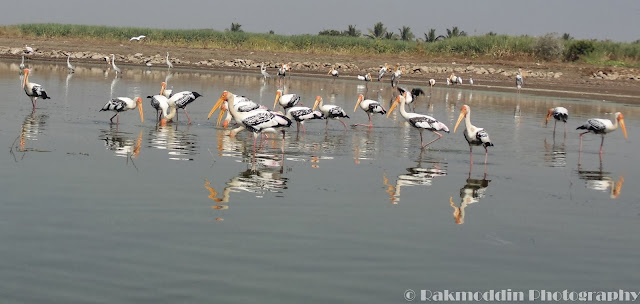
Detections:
354,94,364,112
135,97,144,123
274,89,283,109
544,108,554,126
616,112,627,139
454,105,470,133
312,96,323,111
386,95,404,118
208,91,229,120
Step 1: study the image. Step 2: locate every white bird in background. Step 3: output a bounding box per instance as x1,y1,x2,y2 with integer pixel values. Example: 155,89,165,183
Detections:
260,64,270,79
103,56,111,65
446,78,451,86
313,96,350,131
328,66,339,77
66,54,75,73
274,89,300,109
357,73,372,82
145,60,153,67
516,68,524,91
353,94,386,127
469,78,474,85
277,63,290,77
166,52,173,69
544,107,569,137
387,93,449,149
454,105,494,167
19,55,25,70
429,79,436,88
378,63,389,81
111,54,121,75
129,35,146,41
100,97,144,124
390,65,405,87
22,69,51,109
24,44,34,55
576,112,627,157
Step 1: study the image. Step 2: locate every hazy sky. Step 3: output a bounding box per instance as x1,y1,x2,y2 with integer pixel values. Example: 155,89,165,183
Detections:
3,0,639,42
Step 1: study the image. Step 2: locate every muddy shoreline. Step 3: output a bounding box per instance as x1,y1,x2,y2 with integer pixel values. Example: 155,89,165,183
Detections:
2,37,639,104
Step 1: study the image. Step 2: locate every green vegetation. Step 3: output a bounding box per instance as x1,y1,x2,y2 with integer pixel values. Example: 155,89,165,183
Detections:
2,23,639,66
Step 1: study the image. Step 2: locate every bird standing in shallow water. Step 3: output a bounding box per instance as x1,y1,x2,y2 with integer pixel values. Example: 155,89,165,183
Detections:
313,96,349,131
166,52,173,69
387,93,449,149
353,94,386,127
544,107,569,137
22,69,51,109
100,97,144,124
454,105,493,170
576,112,627,159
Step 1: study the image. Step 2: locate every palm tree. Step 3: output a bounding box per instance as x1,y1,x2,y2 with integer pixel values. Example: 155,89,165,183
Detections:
230,23,243,32
398,26,414,41
562,33,573,40
424,29,437,42
367,22,387,39
384,32,398,40
344,25,361,37
446,26,467,38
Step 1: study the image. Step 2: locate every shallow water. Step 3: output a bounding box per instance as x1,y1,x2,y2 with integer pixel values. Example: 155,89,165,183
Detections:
1,61,639,303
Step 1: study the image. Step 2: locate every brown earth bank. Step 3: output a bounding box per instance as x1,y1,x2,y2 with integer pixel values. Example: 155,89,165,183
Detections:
2,36,639,103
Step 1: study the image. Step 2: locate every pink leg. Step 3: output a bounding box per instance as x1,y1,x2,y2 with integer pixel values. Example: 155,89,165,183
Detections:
600,135,605,156
301,123,306,134
338,119,348,131
484,146,489,165
422,131,443,148
352,113,373,127
183,109,192,124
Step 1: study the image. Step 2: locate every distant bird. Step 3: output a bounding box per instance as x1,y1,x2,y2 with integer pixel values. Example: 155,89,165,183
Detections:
397,87,425,111
166,52,173,69
446,78,451,86
353,94,386,127
103,56,111,65
378,63,389,81
544,107,569,136
454,105,494,166
313,96,349,131
22,69,51,109
260,64,270,79
167,91,202,124
429,79,436,88
23,44,34,55
515,68,524,91
387,92,449,149
469,78,474,85
577,112,627,156
100,97,144,124
328,67,339,77
277,63,290,77
357,73,372,82
66,54,75,73
390,65,405,87
449,73,461,85
19,55,25,70
145,60,153,67
111,54,121,75
129,35,146,41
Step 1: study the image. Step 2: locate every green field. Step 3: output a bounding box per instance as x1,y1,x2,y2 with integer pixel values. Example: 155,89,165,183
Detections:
2,23,639,67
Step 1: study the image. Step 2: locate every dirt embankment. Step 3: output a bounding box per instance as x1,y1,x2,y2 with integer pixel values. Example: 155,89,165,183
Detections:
2,37,639,103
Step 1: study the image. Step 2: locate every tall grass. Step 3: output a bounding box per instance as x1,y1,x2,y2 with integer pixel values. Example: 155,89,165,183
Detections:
3,23,639,66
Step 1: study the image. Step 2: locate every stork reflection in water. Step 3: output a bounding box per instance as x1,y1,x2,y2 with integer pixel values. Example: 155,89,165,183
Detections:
382,154,447,204
577,162,625,199
99,127,143,169
450,172,491,225
10,111,50,161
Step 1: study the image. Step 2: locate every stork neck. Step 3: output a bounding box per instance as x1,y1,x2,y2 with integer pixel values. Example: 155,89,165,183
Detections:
164,104,176,120
464,108,473,130
398,98,410,119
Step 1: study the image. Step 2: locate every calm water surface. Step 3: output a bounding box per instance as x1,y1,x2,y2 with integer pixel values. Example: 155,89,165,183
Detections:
1,61,639,303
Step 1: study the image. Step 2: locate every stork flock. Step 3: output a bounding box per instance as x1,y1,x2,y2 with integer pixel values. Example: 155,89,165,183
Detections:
20,56,629,167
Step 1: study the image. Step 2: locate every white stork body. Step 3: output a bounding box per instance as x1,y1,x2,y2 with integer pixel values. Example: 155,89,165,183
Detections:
260,64,270,79
100,97,144,124
328,67,339,77
66,54,75,73
166,52,173,69
469,78,474,85
454,105,494,166
111,54,121,75
166,91,202,124
387,93,449,148
22,69,51,109
397,87,425,110
313,96,350,131
390,66,405,87
357,73,372,82
148,94,176,124
429,79,436,88
285,106,325,133
213,95,265,129
24,44,34,55
378,63,389,81
515,69,524,91
274,90,301,109
353,94,386,127
545,106,569,136
576,112,627,156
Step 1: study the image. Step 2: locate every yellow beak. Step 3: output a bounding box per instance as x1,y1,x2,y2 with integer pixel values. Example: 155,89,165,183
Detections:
312,98,320,111
207,96,225,120
386,97,399,118
217,106,227,127
620,119,627,139
454,112,465,133
354,96,362,113
274,92,281,109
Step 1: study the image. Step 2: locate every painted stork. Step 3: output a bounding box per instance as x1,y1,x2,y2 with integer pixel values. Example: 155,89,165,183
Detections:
387,93,449,149
260,64,270,79
390,65,405,87
357,73,372,82
210,94,264,128
166,52,173,69
328,67,339,77
544,107,569,136
111,54,121,75
22,69,50,109
454,105,494,166
429,79,436,88
277,64,290,77
576,112,627,156
313,96,350,131
397,87,425,111
353,94,386,127
167,91,202,124
284,106,325,134
160,82,173,98
210,91,292,153
24,44,34,55
274,89,300,109
100,97,144,124
515,68,524,91
148,94,175,124
378,63,389,81
66,54,75,73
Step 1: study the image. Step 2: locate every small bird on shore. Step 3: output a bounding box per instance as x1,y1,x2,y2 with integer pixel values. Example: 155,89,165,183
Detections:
166,52,173,69
516,68,524,92
24,44,34,55
429,79,436,88
469,78,474,85
378,63,389,81
261,64,270,79
328,66,339,77
129,35,146,41
357,73,372,82
145,60,153,67
66,54,75,73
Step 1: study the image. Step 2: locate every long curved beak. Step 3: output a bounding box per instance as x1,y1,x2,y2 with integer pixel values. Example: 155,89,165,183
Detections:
312,99,320,111
208,96,225,120
544,109,552,126
454,111,465,133
217,106,226,127
386,96,400,118
273,95,280,109
620,119,627,139
354,97,362,112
